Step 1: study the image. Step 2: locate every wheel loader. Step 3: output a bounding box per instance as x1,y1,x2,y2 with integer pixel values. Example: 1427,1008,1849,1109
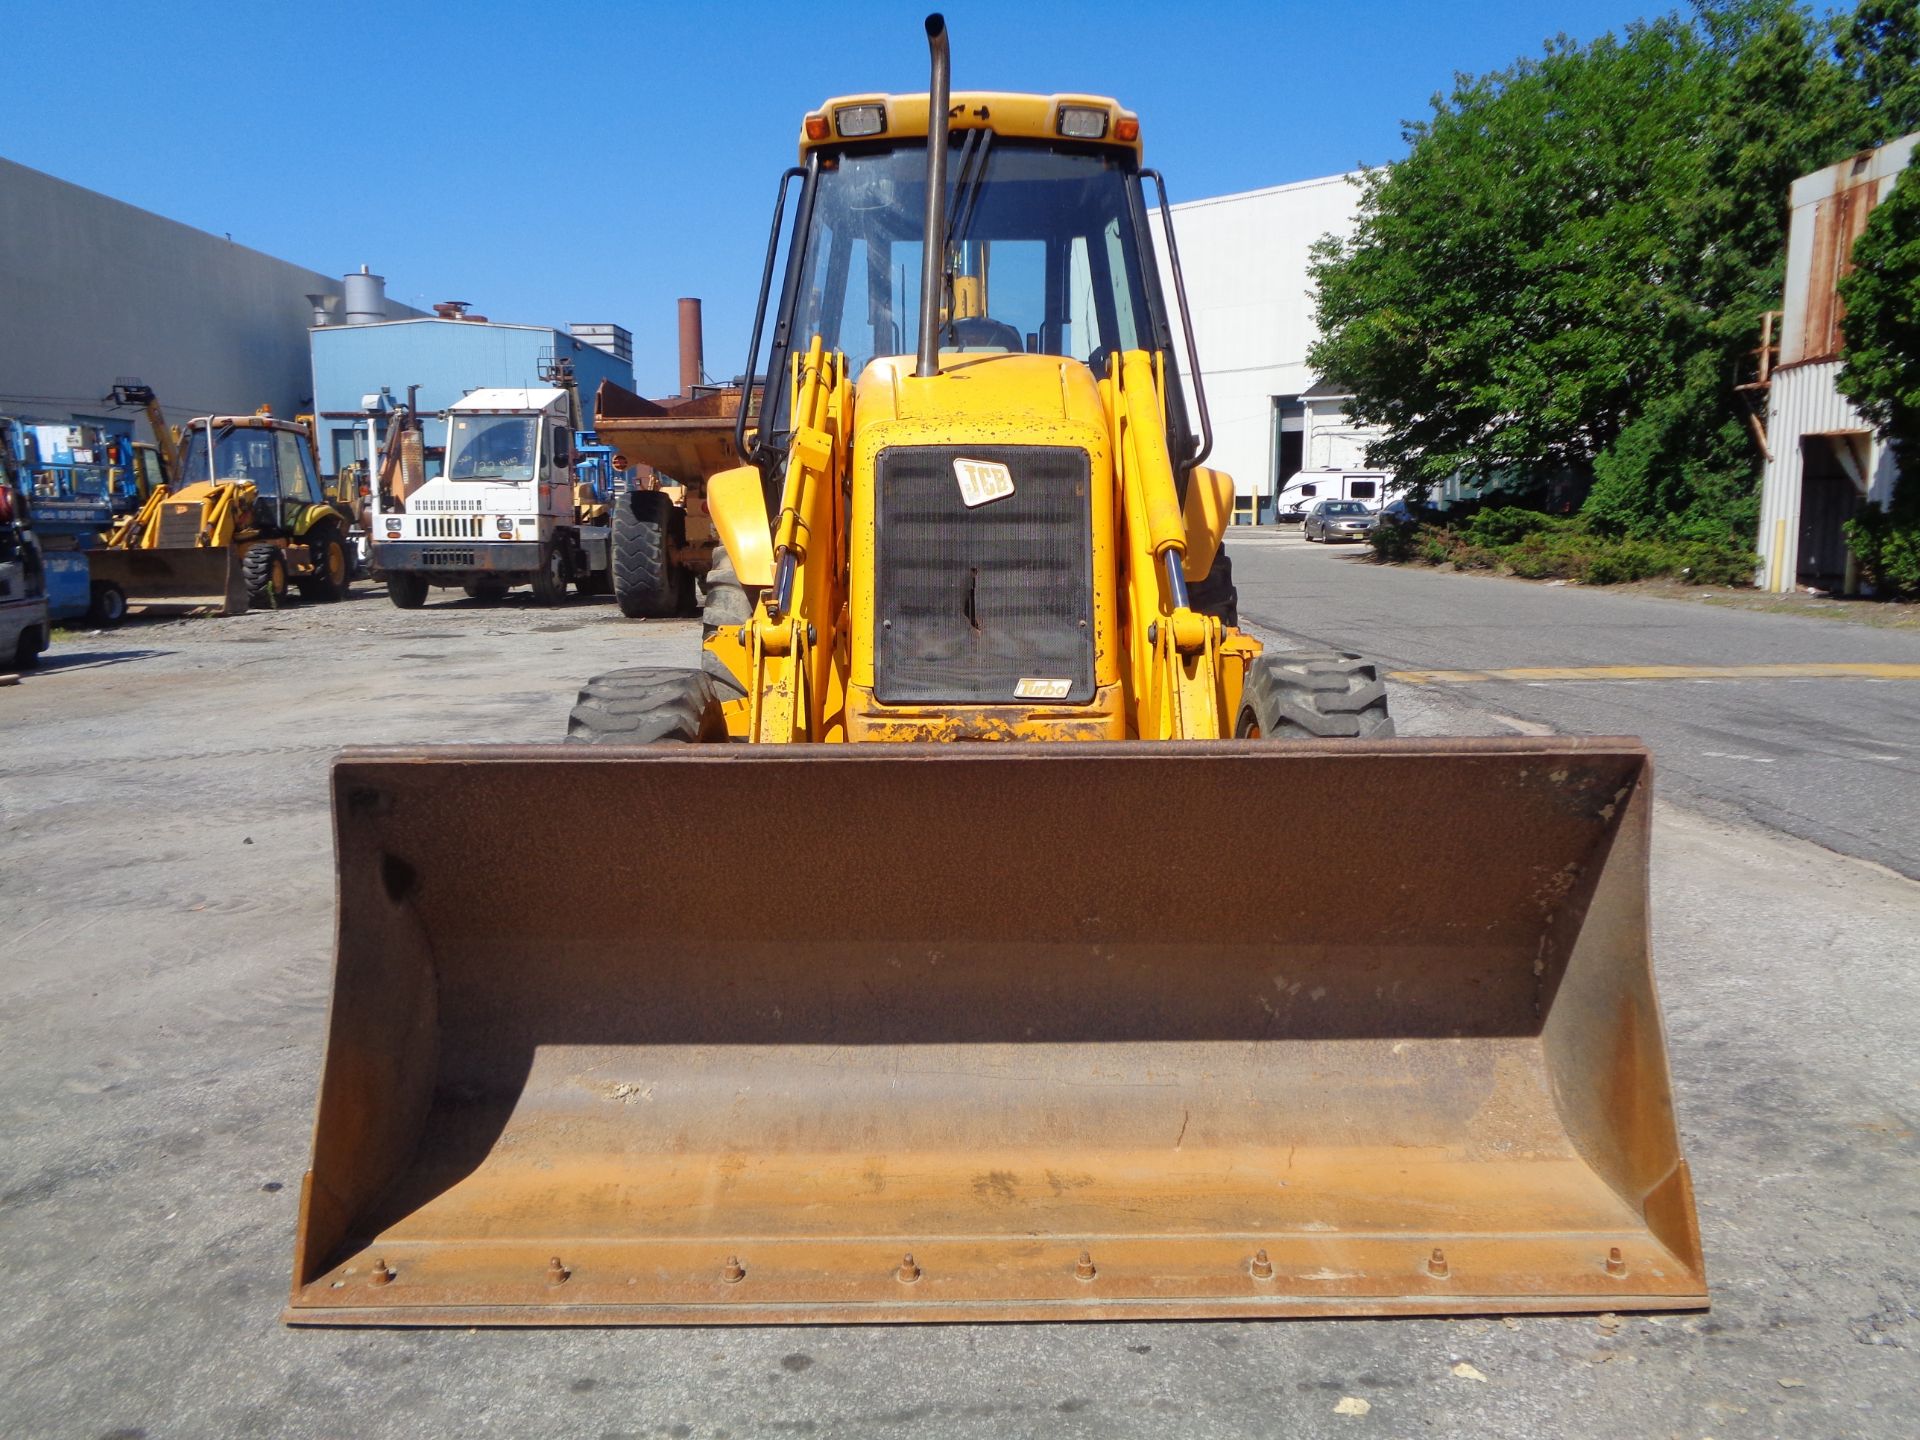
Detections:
90,413,353,614
288,15,1705,1325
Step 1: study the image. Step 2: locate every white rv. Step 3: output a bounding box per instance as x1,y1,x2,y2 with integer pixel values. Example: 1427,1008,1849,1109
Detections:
370,387,610,608
1276,469,1390,523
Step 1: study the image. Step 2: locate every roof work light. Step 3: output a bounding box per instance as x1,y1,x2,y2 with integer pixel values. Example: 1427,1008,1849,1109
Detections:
834,104,886,138
1056,106,1108,139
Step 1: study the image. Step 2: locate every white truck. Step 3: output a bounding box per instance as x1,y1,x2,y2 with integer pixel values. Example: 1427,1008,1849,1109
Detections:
371,387,610,608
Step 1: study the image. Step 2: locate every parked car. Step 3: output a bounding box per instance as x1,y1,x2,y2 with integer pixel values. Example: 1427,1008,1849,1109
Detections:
1303,499,1375,543
1376,496,1444,530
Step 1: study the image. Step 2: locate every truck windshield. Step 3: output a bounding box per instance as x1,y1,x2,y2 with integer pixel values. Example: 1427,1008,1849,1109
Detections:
178,426,280,495
446,415,537,481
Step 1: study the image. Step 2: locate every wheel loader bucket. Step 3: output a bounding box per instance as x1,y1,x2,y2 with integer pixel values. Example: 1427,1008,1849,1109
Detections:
287,738,1705,1325
84,545,249,615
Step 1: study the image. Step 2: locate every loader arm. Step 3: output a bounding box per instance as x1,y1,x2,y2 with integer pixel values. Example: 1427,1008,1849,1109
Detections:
1107,349,1229,739
738,337,849,743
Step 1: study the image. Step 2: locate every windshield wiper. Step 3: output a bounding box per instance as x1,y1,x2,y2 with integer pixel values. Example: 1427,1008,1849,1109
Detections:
941,128,994,343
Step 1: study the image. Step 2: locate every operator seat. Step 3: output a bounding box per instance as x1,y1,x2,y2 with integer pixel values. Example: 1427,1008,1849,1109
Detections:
943,316,1024,353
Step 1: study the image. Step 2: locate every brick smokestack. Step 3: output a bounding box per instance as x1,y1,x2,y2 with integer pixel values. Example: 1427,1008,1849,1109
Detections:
677,297,704,398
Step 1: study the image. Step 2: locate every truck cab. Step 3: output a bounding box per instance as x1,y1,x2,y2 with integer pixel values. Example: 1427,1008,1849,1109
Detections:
370,387,608,608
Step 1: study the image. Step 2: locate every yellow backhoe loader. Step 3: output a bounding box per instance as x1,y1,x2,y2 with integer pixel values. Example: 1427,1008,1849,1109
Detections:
288,15,1705,1325
92,413,353,614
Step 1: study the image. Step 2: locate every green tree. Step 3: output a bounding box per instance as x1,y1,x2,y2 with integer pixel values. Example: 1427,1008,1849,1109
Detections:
1836,161,1920,594
1309,0,1901,543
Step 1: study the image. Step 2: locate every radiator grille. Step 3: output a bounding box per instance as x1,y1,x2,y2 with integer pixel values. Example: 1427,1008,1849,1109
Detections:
155,502,205,548
420,548,476,567
875,445,1094,705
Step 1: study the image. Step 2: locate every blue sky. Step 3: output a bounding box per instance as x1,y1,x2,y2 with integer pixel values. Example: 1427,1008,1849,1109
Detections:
8,0,1715,393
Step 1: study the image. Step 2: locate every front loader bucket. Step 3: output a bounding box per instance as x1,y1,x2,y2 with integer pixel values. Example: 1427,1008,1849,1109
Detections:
288,739,1705,1325
85,545,249,614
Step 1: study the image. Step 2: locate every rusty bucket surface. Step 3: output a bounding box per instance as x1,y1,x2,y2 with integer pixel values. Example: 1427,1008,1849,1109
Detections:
287,739,1705,1325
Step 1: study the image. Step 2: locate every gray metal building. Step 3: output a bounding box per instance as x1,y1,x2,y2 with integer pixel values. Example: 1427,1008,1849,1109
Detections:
0,156,419,443
1753,132,1916,593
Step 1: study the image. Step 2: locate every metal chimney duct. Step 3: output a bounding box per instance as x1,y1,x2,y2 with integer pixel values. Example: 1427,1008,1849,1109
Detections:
678,297,704,397
306,293,336,328
343,265,387,325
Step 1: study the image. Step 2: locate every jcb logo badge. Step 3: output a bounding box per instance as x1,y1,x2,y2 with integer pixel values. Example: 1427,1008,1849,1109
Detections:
953,458,1015,508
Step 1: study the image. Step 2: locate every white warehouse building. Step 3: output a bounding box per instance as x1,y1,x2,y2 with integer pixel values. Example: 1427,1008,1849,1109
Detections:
1159,172,1386,523
1754,131,1915,593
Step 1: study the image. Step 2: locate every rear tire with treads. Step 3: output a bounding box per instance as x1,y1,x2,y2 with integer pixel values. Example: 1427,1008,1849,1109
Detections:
565,666,730,744
698,545,753,699
1236,650,1394,739
613,489,683,619
298,522,351,602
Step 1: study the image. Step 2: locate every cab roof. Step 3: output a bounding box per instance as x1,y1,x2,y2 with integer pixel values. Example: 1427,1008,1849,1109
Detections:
448,387,569,414
798,91,1141,162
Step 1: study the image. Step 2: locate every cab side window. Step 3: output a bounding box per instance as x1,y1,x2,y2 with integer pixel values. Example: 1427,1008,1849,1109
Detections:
276,431,321,505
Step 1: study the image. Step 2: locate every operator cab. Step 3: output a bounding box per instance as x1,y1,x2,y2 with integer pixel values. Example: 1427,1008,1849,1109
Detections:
742,91,1207,474
177,419,324,530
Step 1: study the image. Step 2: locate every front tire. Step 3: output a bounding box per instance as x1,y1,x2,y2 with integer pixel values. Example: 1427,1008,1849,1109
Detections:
1236,651,1394,739
386,572,430,609
565,667,730,744
530,542,569,606
613,489,684,618
13,622,48,669
243,544,290,608
89,581,128,627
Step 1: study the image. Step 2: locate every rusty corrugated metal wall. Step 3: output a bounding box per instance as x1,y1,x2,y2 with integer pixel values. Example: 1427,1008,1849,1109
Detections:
1756,133,1916,592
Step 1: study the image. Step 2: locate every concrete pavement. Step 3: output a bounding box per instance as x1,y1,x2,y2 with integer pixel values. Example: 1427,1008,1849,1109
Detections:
1231,526,1920,877
1,581,1916,1438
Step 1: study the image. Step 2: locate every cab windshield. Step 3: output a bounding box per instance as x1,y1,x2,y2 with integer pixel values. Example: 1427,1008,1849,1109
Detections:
446,415,537,481
765,139,1179,439
179,426,279,494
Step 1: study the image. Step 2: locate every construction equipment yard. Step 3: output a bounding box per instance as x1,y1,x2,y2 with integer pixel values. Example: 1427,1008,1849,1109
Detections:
4,536,1917,1438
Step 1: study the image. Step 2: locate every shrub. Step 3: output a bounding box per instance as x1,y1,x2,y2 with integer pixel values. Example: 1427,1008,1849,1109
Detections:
1844,504,1920,598
1462,507,1563,547
1373,508,1755,586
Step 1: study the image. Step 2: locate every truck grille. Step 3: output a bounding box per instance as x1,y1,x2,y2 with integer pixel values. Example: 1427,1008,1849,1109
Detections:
874,445,1094,705
415,516,485,538
420,549,476,567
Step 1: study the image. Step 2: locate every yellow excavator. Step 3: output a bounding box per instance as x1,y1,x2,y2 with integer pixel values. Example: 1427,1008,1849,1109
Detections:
288,15,1704,1325
92,413,353,613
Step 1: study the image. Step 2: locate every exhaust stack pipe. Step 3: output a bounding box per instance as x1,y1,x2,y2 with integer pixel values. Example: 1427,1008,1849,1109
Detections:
915,13,951,379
